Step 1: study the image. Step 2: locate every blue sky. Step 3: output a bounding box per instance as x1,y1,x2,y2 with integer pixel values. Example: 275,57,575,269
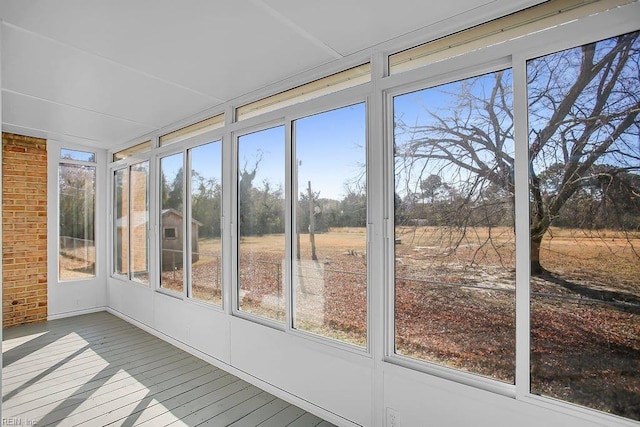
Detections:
295,102,366,200
238,102,366,200
191,141,222,184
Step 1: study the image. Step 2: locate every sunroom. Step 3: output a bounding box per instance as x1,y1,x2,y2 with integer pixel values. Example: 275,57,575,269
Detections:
1,1,639,426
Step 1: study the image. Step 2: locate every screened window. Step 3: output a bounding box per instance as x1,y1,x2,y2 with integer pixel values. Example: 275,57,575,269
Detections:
59,162,96,280
293,103,367,347
160,114,225,147
113,161,150,285
113,140,151,162
189,141,223,306
114,168,129,276
388,0,627,75
237,64,371,121
527,31,640,420
61,148,95,162
237,126,286,322
393,69,516,383
130,162,149,284
160,153,185,293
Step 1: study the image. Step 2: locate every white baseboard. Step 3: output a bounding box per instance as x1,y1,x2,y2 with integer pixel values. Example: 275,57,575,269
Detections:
48,306,107,321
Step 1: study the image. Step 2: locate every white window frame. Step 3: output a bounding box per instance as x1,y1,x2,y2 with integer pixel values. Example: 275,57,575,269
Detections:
57,147,99,283
231,85,374,355
111,160,151,286
382,5,640,424
231,120,289,329
384,59,517,397
156,148,187,299
185,136,224,308
154,129,226,307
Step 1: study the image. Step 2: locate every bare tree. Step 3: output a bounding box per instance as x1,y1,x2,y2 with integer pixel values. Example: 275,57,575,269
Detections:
396,31,640,275
528,32,640,273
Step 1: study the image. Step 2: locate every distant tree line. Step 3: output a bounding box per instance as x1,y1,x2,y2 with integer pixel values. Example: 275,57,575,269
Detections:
396,165,640,231
161,167,222,239
59,164,95,241
161,162,367,239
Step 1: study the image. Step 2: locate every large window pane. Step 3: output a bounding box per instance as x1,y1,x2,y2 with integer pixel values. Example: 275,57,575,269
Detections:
190,142,222,305
59,164,96,280
130,161,149,285
293,103,367,346
393,69,515,383
237,126,286,322
114,168,129,276
160,153,184,293
528,31,640,420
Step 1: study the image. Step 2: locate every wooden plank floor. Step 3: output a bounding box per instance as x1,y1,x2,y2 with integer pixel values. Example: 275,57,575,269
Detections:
2,312,336,427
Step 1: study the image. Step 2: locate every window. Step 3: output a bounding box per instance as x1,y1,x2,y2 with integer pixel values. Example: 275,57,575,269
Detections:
293,103,367,347
113,161,150,285
393,69,516,383
237,126,286,322
130,162,150,284
59,158,97,280
113,140,152,162
156,142,222,303
164,227,177,239
61,148,95,162
160,114,224,147
160,152,185,293
114,168,129,276
236,64,371,121
189,141,223,306
388,0,628,75
527,31,639,420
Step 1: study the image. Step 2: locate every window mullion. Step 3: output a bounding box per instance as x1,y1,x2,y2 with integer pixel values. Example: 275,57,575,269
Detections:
183,149,190,299
285,119,294,332
127,166,133,281
513,53,531,400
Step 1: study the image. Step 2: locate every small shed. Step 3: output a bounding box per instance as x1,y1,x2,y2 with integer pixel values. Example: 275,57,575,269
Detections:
161,208,202,271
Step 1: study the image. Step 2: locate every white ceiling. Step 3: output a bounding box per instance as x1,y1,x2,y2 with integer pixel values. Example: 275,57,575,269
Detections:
1,0,543,150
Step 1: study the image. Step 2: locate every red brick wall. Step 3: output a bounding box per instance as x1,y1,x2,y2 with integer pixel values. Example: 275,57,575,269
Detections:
2,133,48,328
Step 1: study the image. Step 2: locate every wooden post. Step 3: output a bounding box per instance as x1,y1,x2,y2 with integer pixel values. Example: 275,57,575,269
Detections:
308,181,317,261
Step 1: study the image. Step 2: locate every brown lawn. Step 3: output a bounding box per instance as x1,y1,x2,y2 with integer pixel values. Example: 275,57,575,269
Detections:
236,225,640,421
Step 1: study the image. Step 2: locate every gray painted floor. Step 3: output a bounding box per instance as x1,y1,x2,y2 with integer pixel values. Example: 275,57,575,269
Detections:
2,312,336,426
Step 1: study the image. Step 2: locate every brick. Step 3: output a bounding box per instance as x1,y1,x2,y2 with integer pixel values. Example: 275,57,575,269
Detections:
3,132,48,328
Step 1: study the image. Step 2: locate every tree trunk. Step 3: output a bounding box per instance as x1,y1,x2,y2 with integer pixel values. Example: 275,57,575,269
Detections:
530,234,544,276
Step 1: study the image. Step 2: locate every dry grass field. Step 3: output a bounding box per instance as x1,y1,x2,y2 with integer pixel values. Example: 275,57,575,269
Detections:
59,245,95,280
237,226,639,419
395,225,639,420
